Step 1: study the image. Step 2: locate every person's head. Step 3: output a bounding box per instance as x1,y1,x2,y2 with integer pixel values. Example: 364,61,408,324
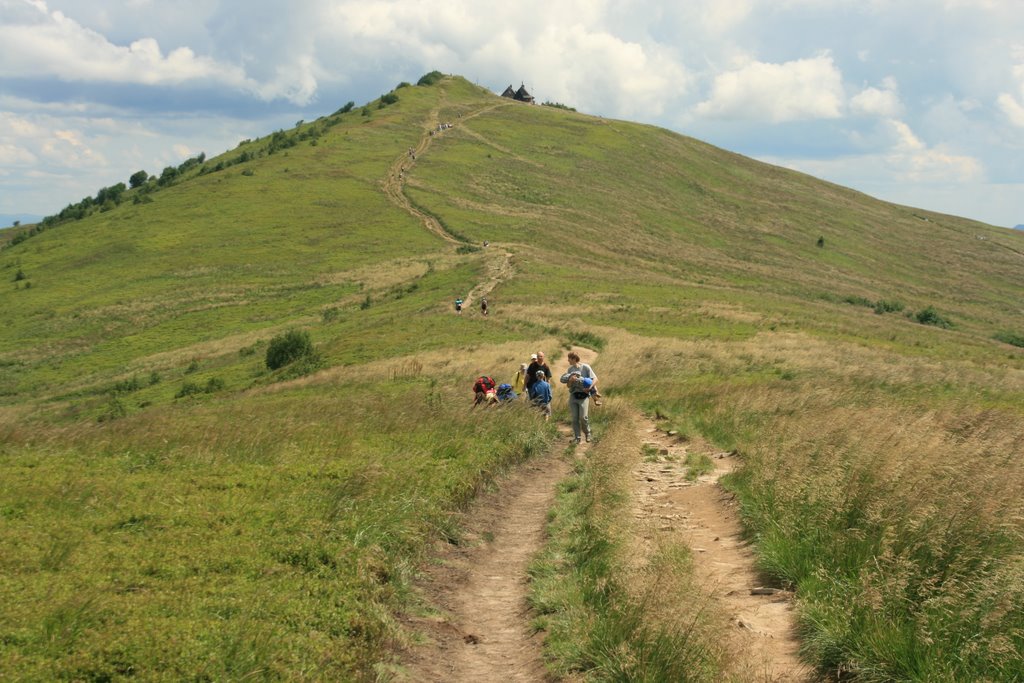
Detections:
536,371,546,381
520,363,528,371
530,354,538,362
537,351,546,364
567,351,580,364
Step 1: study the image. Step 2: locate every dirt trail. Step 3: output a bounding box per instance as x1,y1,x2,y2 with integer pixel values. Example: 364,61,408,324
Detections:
401,347,596,682
633,421,811,682
379,100,515,311
401,448,574,682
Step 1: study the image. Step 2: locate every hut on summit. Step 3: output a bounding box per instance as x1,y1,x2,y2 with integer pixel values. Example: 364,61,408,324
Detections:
501,83,535,103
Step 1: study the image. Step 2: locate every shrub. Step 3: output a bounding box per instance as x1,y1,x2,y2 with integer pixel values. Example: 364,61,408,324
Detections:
873,299,904,314
13,269,25,282
842,295,873,308
335,101,355,115
915,305,953,328
265,329,316,370
541,101,576,111
396,81,411,89
994,331,1024,348
379,92,399,108
417,70,444,86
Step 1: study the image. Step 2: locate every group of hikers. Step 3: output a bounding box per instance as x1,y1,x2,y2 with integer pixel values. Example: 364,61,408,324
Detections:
454,297,487,316
473,350,602,443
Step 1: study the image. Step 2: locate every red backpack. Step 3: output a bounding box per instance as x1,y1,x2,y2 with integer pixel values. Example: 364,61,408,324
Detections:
473,376,496,393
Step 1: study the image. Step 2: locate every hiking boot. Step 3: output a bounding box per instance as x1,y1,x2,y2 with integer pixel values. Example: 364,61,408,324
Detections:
573,438,581,444
585,435,591,443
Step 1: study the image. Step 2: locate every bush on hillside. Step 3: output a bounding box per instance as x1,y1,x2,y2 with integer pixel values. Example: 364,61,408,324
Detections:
335,101,355,115
994,331,1024,348
266,329,316,370
129,170,149,188
873,299,904,314
915,306,953,329
379,92,399,108
417,70,444,86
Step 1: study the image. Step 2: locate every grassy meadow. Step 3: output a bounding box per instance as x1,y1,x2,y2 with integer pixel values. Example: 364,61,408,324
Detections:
2,74,1024,680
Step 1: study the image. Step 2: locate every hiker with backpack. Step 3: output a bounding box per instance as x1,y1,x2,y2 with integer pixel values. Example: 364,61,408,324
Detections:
531,370,552,421
472,375,497,406
526,352,552,399
496,382,517,403
454,298,463,315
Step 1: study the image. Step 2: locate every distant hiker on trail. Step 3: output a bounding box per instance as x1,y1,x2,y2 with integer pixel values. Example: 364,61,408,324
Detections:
526,352,552,399
481,297,489,316
454,298,463,315
560,372,594,443
512,362,529,395
473,375,497,406
532,371,552,421
564,351,602,406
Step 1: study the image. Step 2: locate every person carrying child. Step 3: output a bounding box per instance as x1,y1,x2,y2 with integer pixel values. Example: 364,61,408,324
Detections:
560,370,594,443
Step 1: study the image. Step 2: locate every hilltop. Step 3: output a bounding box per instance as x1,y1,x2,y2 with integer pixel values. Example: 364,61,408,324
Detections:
1,74,1022,681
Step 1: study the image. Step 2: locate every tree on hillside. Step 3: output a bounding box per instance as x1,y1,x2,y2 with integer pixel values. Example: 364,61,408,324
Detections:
129,170,148,189
157,166,178,187
417,70,444,86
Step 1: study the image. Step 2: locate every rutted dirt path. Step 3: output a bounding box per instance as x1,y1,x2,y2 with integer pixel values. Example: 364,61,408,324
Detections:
400,445,576,682
400,347,597,682
633,421,811,682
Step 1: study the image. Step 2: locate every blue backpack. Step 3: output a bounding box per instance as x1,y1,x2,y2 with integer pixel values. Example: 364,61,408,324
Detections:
496,383,516,400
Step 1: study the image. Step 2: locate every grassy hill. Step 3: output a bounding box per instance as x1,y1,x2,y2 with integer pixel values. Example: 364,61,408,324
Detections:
1,74,1023,680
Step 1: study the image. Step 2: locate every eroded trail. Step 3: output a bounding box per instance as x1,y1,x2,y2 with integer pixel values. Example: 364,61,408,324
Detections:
402,348,597,682
402,449,574,682
633,420,811,682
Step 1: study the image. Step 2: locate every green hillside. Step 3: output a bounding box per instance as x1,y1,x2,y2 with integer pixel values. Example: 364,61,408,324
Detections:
2,74,1023,680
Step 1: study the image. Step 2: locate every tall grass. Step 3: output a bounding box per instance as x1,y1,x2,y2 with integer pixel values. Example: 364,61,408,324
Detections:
605,329,1024,680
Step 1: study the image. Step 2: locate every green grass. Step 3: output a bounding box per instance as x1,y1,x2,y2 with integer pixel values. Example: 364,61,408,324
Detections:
2,74,1024,680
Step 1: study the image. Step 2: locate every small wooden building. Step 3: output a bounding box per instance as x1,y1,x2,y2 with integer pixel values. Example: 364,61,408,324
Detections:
501,83,535,103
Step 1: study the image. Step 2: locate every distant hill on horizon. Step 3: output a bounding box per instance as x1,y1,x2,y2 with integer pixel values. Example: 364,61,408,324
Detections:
0,214,41,229
1015,224,1024,231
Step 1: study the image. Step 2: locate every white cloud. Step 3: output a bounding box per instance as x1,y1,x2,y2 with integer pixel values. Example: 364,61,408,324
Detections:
694,54,844,122
0,0,318,102
851,78,903,118
997,55,1024,127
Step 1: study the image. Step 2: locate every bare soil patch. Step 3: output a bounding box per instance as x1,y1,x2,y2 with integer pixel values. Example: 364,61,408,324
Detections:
399,446,575,682
633,420,812,682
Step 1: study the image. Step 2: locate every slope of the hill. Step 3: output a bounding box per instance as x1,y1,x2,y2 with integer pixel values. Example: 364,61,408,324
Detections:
1,75,1023,682
2,74,1021,413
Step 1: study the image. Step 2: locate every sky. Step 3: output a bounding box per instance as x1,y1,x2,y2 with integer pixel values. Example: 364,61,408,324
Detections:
1,0,1022,228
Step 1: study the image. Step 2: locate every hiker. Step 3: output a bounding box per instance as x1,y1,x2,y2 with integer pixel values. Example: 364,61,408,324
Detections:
481,297,488,316
532,371,552,421
496,382,517,403
473,375,497,406
454,298,463,314
564,351,602,406
512,362,529,395
526,352,552,399
560,372,594,443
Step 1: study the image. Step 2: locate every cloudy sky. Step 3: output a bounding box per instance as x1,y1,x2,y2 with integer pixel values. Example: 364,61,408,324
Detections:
1,0,1022,228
